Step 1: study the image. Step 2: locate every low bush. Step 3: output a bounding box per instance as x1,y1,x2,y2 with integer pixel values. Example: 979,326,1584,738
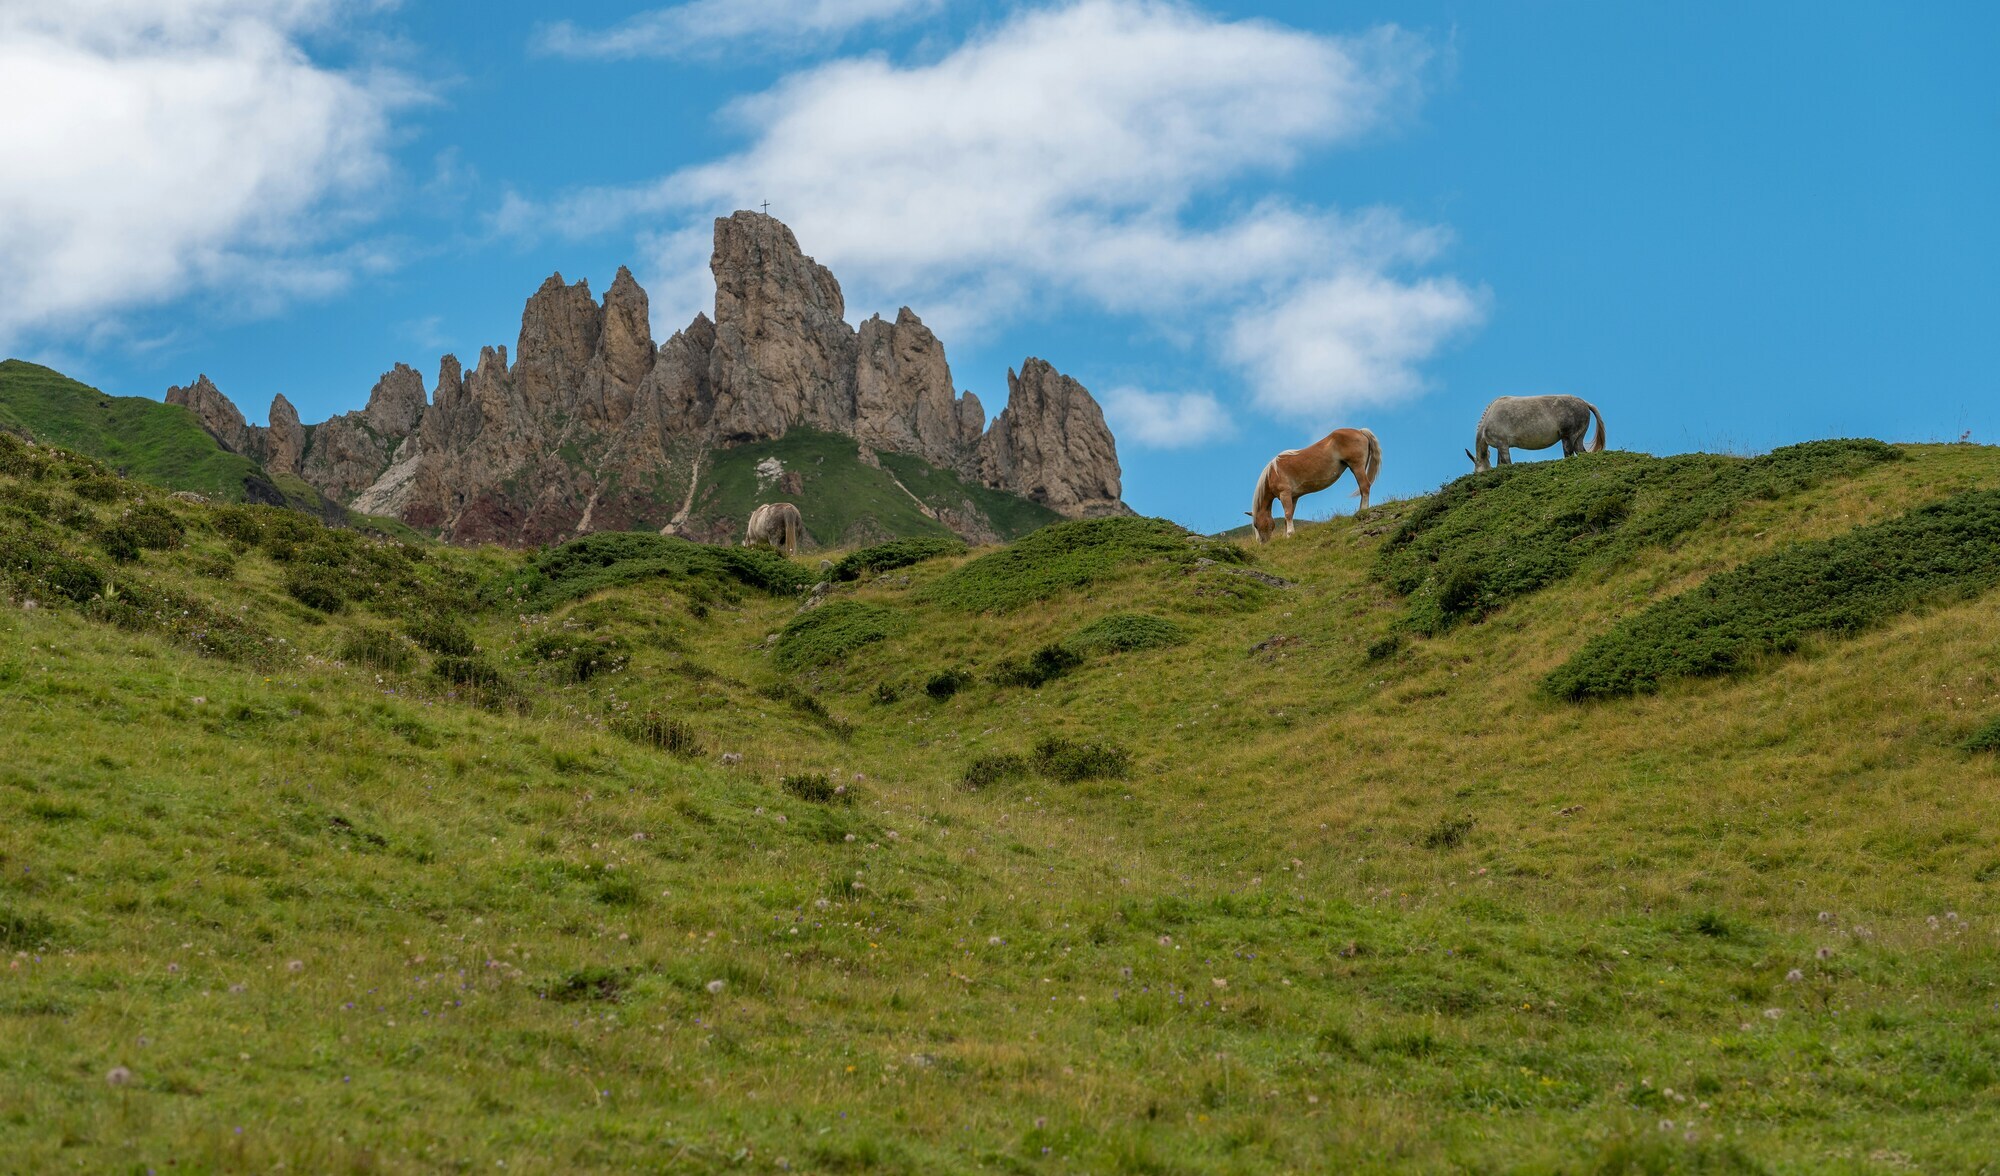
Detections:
492,531,815,610
1421,814,1476,850
1378,441,1901,633
432,656,504,691
97,524,142,563
1964,717,2000,753
406,614,475,657
925,669,971,701
615,710,701,758
1066,613,1187,654
126,502,185,551
755,682,853,739
991,643,1083,689
1546,487,2000,700
521,631,629,683
774,600,905,671
340,628,416,673
1032,736,1132,782
284,566,347,613
961,754,1029,792
780,773,851,805
830,536,966,582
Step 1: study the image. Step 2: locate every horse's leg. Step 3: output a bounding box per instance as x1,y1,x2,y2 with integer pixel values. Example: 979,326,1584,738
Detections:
1351,461,1371,511
1281,492,1297,537
1497,446,1512,466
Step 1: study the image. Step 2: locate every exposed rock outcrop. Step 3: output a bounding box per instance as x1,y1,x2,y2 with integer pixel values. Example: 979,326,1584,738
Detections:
977,360,1129,518
166,375,255,456
166,211,1128,545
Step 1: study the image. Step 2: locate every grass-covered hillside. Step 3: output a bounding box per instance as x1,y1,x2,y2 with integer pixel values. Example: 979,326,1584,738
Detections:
690,428,1061,548
5,429,2000,1172
0,359,358,524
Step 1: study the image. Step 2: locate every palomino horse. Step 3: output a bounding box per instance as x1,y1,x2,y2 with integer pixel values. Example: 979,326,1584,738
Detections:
1466,395,1605,472
1247,427,1381,543
743,502,802,557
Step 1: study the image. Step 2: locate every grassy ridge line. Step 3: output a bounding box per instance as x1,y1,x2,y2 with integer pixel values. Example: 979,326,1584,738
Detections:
0,359,268,502
491,530,816,611
1377,440,1901,633
921,515,1245,613
1546,486,2000,699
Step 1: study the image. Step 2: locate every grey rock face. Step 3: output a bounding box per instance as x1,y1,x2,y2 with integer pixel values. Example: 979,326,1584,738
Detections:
165,211,1127,543
977,359,1130,518
166,375,254,455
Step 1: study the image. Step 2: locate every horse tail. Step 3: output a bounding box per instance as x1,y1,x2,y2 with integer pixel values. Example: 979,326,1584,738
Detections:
1353,428,1381,496
1585,400,1607,452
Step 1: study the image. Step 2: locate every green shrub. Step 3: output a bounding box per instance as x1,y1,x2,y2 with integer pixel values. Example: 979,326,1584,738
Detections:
406,614,475,657
780,773,851,805
961,754,1029,792
830,537,967,582
1379,441,1901,634
72,475,125,503
1421,814,1476,850
925,669,971,701
211,506,265,546
521,631,629,683
126,502,184,551
340,628,416,673
1067,613,1188,653
1546,487,2000,700
284,566,347,612
1032,736,1132,782
920,516,1214,613
1965,717,2000,753
1364,634,1403,663
871,681,902,705
991,643,1083,689
97,524,142,563
755,682,853,739
774,600,905,671
615,711,701,758
432,656,504,690
492,531,815,611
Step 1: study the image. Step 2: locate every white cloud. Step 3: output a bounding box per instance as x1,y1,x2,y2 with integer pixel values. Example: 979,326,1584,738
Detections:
1227,272,1485,417
537,0,945,60
0,0,407,346
528,0,1476,427
1102,386,1234,449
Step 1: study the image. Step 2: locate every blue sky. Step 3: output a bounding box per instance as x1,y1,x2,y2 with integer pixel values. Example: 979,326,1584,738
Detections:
3,1,1994,532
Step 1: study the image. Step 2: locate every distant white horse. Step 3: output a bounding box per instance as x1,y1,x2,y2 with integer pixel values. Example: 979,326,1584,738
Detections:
743,502,802,557
1466,395,1606,472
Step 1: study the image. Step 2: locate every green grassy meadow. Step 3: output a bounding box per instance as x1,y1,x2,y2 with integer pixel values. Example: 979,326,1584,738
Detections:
3,431,1999,1172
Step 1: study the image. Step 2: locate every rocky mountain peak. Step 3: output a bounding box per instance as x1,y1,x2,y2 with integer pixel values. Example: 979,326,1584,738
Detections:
170,210,1128,545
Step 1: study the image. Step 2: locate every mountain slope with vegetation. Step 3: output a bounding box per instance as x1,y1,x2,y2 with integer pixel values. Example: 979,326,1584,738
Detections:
3,431,1999,1171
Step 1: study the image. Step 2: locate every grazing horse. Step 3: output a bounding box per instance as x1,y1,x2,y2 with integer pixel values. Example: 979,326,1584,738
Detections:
1247,427,1381,543
743,502,802,557
1466,395,1605,472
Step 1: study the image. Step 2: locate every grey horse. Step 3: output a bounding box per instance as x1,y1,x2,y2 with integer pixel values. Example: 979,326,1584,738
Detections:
743,502,802,557
1466,395,1607,472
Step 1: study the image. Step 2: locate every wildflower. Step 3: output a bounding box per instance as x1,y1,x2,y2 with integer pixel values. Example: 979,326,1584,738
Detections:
1212,977,1228,989
1816,946,1832,960
1817,911,1831,923
988,936,1003,946
844,833,857,843
1158,935,1172,946
705,979,725,995
228,983,248,994
166,963,180,974
1785,969,1803,983
1763,1007,1783,1020
286,960,304,973
106,1066,134,1087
